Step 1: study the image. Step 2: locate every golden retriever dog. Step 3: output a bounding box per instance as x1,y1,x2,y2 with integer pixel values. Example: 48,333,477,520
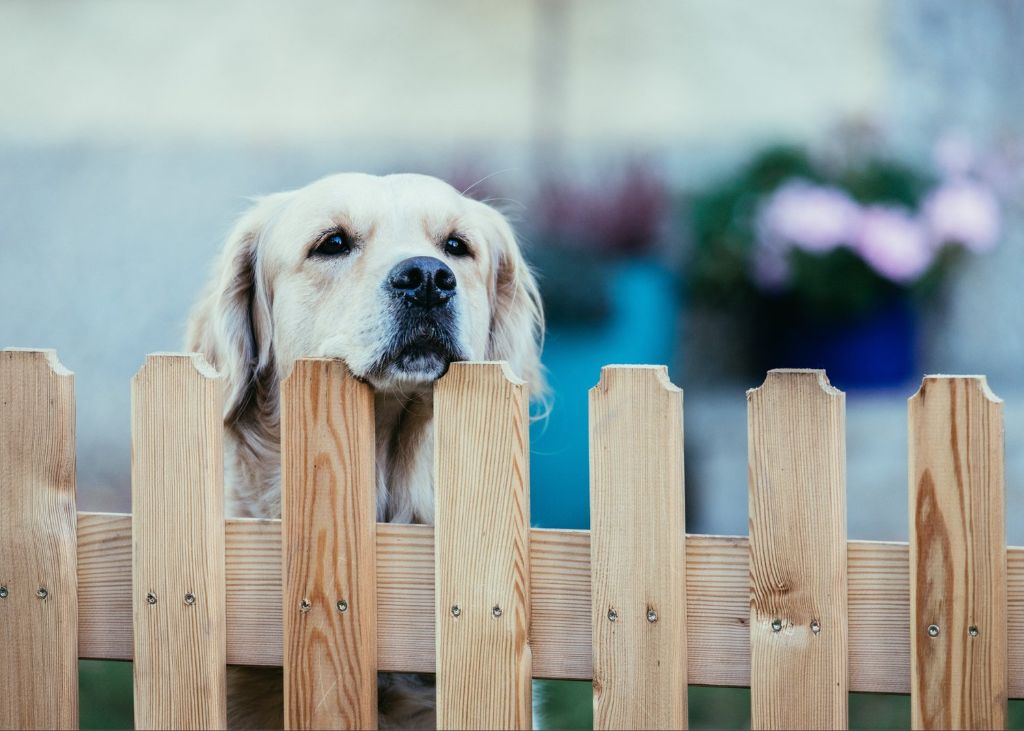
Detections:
185,173,544,729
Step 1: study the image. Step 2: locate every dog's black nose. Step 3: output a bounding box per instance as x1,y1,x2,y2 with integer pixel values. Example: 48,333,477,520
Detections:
387,256,457,308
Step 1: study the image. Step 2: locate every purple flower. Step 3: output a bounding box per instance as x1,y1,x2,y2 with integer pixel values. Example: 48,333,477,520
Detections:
933,131,977,179
855,206,934,283
757,180,861,253
752,238,791,291
922,179,1001,253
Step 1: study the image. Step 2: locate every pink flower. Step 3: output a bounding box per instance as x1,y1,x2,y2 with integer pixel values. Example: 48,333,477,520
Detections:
855,206,934,283
752,239,791,291
933,131,977,179
757,180,861,253
922,179,1001,253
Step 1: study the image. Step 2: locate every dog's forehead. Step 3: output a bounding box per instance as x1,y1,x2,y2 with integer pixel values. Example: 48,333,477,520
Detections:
286,173,470,233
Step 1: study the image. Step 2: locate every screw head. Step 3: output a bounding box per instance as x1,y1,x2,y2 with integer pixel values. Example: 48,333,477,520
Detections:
0,586,7,599
183,592,196,606
336,599,348,613
968,625,979,637
927,624,940,637
810,619,821,634
36,587,48,600
771,618,783,632
647,608,658,623
145,592,158,605
492,605,502,618
450,604,461,618
299,598,311,612
607,608,618,622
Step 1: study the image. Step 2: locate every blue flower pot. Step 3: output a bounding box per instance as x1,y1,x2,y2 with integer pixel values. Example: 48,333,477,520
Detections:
529,260,678,529
766,298,918,390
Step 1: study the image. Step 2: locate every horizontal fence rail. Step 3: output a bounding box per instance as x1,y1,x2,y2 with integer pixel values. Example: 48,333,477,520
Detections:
2,348,1022,731
73,513,1024,695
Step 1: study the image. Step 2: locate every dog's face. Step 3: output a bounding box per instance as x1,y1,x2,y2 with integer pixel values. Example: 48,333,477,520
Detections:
188,173,543,420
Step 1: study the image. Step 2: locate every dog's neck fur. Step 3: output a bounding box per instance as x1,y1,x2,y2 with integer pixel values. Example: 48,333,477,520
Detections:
224,377,436,524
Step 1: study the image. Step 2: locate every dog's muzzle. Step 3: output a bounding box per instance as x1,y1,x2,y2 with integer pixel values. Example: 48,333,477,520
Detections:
373,256,463,380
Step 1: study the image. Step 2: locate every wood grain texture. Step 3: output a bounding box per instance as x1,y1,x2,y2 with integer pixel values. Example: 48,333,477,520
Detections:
73,515,1024,696
434,362,532,730
281,359,377,730
0,349,78,730
748,369,848,730
589,366,687,729
909,376,1007,730
131,354,226,730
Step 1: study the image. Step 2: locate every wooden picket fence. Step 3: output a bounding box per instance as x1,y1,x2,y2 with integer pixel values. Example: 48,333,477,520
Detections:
0,347,1020,730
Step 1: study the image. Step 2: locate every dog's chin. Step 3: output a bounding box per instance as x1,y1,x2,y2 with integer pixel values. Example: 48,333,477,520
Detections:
365,341,461,393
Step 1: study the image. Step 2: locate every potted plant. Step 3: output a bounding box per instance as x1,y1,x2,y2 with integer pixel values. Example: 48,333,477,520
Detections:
523,163,677,529
686,139,1001,389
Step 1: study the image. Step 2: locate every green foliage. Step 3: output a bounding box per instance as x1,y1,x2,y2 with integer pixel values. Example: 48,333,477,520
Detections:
686,143,944,320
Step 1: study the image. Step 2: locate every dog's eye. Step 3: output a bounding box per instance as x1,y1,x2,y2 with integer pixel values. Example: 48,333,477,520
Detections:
444,235,472,258
311,232,353,257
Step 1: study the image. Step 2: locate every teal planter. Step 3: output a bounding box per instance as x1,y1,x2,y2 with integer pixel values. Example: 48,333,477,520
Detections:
530,260,678,529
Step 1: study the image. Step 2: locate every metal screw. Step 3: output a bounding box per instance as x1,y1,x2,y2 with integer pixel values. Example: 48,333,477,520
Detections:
810,619,821,635
771,618,783,632
927,624,940,637
184,592,196,606
336,599,348,613
492,605,502,618
607,608,618,622
299,598,311,612
968,625,979,637
36,587,48,600
647,608,658,623
145,592,158,605
450,605,461,618
0,586,7,599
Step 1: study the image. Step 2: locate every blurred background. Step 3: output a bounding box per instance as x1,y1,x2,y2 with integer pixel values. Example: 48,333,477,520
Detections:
2,1,1023,728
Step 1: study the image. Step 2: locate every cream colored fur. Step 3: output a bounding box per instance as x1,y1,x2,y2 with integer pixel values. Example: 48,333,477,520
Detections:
185,173,544,729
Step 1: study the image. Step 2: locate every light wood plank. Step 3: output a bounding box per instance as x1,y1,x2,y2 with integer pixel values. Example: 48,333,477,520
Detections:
281,359,377,730
909,376,1007,730
748,369,848,730
74,514,1024,697
131,354,226,730
589,366,687,729
0,349,78,730
434,362,532,730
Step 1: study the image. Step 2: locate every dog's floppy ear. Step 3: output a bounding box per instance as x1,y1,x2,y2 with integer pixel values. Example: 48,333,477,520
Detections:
479,203,547,399
186,193,288,424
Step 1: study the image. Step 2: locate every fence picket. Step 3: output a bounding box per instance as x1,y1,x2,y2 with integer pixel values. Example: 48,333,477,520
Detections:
0,349,78,730
748,369,848,730
434,362,532,730
589,366,687,729
131,354,226,730
909,376,1007,730
281,359,377,730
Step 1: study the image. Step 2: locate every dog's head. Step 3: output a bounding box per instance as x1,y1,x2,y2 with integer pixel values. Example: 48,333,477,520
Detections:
188,173,544,423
